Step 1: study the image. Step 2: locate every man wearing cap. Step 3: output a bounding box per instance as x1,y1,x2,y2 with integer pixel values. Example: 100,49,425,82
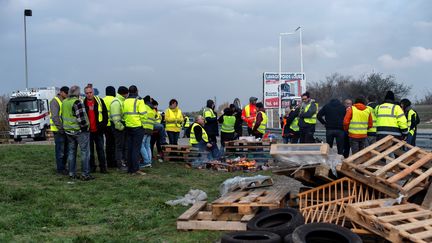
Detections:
242,97,258,135
103,86,116,168
252,102,268,139
50,86,69,175
375,91,408,140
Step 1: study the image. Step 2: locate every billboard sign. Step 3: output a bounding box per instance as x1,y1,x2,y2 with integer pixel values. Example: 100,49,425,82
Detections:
263,72,305,109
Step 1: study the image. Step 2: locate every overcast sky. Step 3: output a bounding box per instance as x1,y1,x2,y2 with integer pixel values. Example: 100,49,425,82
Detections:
1,0,431,111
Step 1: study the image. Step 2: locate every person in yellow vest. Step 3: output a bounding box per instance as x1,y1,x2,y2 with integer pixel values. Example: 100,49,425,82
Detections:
123,85,146,175
109,86,129,170
343,96,373,155
375,91,408,140
62,85,94,181
401,98,419,146
281,101,300,144
50,86,69,175
103,86,116,168
140,95,156,168
189,115,214,167
164,99,183,145
218,107,237,150
84,84,109,173
252,102,268,139
366,95,379,145
299,92,318,143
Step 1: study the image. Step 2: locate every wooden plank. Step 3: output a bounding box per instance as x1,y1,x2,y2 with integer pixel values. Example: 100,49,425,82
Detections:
373,147,421,176
387,153,432,183
359,141,406,168
403,163,432,191
177,220,247,231
394,218,432,231
343,135,394,163
379,210,427,223
421,183,432,210
363,203,418,214
177,201,207,221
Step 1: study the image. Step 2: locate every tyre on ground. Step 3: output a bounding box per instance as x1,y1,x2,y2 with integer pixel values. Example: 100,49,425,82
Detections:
247,208,305,238
221,231,282,243
290,223,362,243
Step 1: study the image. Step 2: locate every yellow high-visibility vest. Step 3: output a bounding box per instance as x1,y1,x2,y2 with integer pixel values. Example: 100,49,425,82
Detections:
190,123,208,145
103,95,115,126
123,97,145,128
375,103,408,136
49,96,62,132
348,106,371,135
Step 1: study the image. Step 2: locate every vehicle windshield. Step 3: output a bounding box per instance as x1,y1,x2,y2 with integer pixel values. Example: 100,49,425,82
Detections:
8,100,39,114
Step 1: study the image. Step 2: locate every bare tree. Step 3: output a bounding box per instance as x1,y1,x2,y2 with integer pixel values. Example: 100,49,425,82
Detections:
415,90,432,105
0,95,9,131
307,72,411,104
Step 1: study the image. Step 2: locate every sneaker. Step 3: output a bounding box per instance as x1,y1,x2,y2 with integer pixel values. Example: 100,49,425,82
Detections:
130,171,146,176
81,175,95,181
142,164,152,168
69,174,79,180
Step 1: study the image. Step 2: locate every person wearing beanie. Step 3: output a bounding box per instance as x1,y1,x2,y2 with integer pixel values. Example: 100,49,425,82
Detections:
110,86,129,170
375,90,408,140
103,86,116,168
400,98,420,146
202,99,220,158
252,102,268,139
242,97,258,135
50,86,69,175
218,107,237,151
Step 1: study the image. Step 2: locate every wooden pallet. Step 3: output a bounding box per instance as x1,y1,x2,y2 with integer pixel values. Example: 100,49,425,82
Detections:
224,140,272,162
211,183,290,216
340,135,432,199
162,145,207,162
298,177,386,233
273,164,335,186
345,199,432,243
177,201,254,231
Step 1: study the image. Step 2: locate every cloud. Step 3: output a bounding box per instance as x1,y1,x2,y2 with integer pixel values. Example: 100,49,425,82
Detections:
414,21,432,29
378,46,432,68
113,65,155,73
303,38,338,59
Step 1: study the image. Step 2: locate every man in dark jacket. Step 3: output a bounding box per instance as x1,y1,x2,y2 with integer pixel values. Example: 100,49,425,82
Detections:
230,104,243,139
317,98,346,155
281,101,300,144
84,84,109,173
298,92,318,143
203,99,220,157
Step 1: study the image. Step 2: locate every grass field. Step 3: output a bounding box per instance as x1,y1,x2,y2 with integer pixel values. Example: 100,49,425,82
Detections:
0,145,267,242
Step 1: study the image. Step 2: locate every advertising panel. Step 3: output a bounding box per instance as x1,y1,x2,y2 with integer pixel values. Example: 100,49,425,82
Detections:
263,72,305,109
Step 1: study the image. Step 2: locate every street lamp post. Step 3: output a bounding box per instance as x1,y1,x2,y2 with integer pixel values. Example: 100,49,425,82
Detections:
24,9,32,89
278,27,303,117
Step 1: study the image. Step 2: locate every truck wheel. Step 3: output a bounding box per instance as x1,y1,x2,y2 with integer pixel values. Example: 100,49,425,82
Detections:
34,128,47,141
14,137,22,142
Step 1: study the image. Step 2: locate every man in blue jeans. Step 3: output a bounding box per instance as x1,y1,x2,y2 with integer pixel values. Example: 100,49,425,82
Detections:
62,85,94,180
317,98,346,155
190,115,219,167
49,86,69,175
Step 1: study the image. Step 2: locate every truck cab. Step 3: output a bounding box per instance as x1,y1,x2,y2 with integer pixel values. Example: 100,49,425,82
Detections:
7,87,57,141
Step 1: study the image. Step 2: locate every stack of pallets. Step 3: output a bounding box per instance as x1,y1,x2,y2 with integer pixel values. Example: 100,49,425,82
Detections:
162,145,204,162
177,182,290,231
224,140,272,163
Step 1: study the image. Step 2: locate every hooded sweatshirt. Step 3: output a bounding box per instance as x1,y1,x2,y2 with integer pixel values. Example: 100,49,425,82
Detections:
317,99,346,130
343,103,373,138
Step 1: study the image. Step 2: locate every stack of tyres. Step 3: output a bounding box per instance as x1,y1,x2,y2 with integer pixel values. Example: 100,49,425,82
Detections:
221,208,304,243
220,208,363,243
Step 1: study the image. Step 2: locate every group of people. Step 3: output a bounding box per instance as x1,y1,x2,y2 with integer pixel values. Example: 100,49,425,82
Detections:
50,84,189,179
50,84,272,179
281,90,419,157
